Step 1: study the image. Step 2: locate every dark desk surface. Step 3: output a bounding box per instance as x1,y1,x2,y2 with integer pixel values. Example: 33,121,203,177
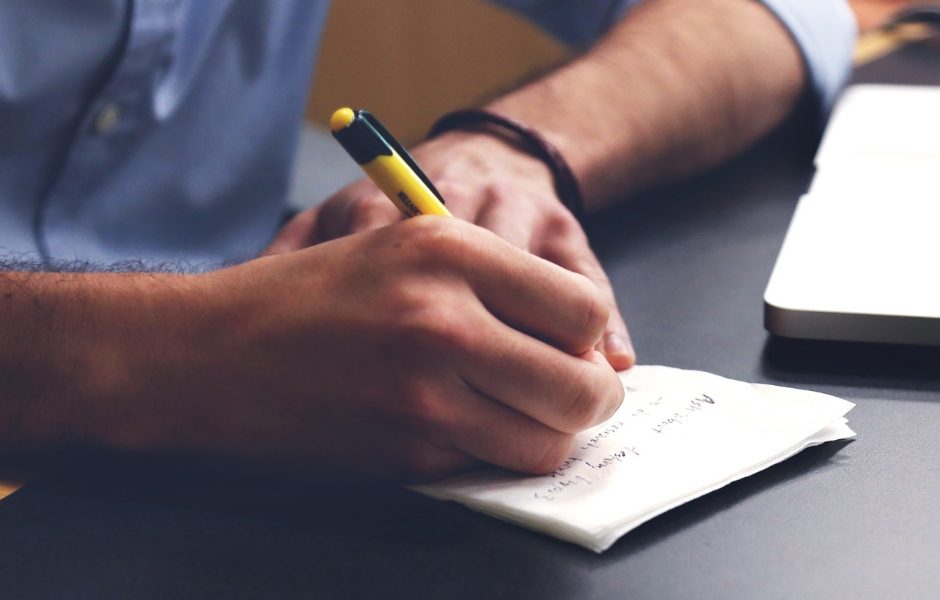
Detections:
3,44,940,600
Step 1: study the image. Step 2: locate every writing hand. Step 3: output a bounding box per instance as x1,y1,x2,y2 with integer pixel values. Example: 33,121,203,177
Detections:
267,131,635,371
121,218,624,481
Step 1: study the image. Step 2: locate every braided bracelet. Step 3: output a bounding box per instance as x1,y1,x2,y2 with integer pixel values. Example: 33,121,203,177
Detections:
427,109,584,219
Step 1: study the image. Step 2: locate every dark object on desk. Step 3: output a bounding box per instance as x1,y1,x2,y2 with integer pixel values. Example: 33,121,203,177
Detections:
886,4,940,31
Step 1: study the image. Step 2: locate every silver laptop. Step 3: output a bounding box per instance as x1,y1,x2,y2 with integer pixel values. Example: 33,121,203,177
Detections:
764,84,940,345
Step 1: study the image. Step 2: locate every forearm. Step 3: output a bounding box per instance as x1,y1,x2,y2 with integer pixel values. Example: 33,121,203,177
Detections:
488,0,805,211
0,270,204,453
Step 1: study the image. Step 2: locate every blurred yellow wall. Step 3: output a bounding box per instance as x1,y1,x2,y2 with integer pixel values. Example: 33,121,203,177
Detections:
306,0,570,145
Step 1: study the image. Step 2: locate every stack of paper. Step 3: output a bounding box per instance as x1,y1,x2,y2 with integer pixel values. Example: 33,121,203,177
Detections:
413,366,854,553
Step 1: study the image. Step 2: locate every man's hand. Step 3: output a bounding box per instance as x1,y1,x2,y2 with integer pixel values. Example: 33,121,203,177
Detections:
267,130,635,371
104,218,624,481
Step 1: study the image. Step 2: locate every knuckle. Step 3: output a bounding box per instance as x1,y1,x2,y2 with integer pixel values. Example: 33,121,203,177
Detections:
543,207,582,239
537,211,593,267
482,182,517,207
434,179,472,201
435,313,478,355
381,280,437,330
398,216,472,266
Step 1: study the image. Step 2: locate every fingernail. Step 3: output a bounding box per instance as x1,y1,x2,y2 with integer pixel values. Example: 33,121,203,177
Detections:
604,333,635,365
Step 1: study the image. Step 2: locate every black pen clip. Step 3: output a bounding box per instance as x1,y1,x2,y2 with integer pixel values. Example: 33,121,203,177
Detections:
359,111,446,205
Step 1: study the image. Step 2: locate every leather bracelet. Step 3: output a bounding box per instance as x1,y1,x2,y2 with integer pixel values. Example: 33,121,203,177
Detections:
427,108,584,219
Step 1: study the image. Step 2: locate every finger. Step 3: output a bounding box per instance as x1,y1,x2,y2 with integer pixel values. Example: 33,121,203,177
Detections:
345,195,402,235
263,207,320,256
538,232,636,371
458,227,609,355
442,375,579,474
461,316,624,435
472,187,538,251
309,179,399,243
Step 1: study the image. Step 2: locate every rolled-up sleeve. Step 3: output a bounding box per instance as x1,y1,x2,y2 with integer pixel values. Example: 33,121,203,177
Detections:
492,0,856,116
759,0,857,114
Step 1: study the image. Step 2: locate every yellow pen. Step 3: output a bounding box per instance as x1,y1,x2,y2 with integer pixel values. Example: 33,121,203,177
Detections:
330,107,451,218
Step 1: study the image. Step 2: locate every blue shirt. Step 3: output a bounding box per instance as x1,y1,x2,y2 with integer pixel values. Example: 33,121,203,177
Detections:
0,0,856,267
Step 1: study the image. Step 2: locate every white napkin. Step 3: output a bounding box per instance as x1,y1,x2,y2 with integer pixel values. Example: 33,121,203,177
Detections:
413,365,855,553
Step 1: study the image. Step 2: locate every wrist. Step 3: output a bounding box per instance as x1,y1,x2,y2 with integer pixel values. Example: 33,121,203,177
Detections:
0,272,199,452
78,272,217,452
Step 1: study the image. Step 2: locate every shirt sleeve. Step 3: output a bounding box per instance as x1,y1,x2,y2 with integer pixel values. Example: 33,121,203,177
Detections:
759,0,857,115
491,0,857,116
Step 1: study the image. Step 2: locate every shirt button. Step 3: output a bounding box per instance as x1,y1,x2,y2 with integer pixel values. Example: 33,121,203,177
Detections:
95,103,121,135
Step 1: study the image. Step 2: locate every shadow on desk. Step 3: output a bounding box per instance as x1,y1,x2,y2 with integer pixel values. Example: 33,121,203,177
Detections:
5,453,608,596
601,439,852,561
22,452,435,533
15,438,850,562
761,336,940,395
